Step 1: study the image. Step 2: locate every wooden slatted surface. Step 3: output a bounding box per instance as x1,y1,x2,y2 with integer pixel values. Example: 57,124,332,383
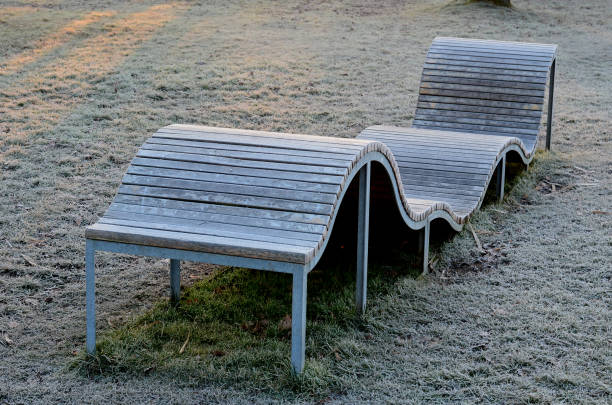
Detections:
358,125,528,221
415,37,557,153
87,125,390,265
87,38,557,267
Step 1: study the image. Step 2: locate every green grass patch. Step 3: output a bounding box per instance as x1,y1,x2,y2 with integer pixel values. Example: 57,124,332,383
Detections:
73,250,421,397
72,152,561,398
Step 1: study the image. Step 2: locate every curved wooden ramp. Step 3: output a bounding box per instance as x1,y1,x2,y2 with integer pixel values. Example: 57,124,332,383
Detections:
85,37,557,374
414,37,557,152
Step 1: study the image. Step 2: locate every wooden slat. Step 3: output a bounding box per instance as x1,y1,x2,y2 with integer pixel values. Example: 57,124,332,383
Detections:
100,212,321,245
126,165,340,194
428,45,554,60
131,157,344,185
136,149,348,176
411,125,538,139
416,101,541,117
393,156,492,170
433,38,556,53
419,87,544,104
146,137,357,159
426,52,553,67
107,202,327,234
118,184,334,216
402,192,476,209
157,126,368,149
417,94,542,111
421,69,547,84
121,174,336,204
420,81,545,98
112,194,330,225
415,107,542,124
423,62,548,78
425,57,550,72
401,183,482,197
412,119,539,136
421,73,547,90
140,142,352,168
86,223,312,264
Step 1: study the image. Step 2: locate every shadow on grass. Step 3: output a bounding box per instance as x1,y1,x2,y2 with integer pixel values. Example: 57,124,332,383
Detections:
72,250,422,396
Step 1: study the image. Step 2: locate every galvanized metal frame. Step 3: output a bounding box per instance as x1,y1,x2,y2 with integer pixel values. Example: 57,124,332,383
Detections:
546,58,556,151
496,155,506,202
85,163,374,375
356,163,370,314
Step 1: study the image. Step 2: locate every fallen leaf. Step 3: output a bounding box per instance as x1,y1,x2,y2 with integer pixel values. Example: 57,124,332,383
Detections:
573,165,594,174
493,308,507,316
592,210,609,215
467,224,484,252
3,335,13,346
278,314,292,331
211,350,225,357
334,351,341,361
179,331,191,354
21,254,37,267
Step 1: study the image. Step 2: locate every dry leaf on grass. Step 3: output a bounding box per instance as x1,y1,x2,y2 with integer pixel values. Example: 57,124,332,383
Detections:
21,254,37,267
278,314,292,331
467,224,484,252
179,330,191,354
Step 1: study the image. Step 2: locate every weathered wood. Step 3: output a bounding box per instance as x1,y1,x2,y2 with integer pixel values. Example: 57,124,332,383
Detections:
127,165,340,194
120,174,336,204
112,194,330,225
146,137,357,159
137,149,348,176
416,37,556,153
131,157,344,185
100,212,322,244
107,203,327,234
86,223,313,264
140,143,352,168
118,184,334,216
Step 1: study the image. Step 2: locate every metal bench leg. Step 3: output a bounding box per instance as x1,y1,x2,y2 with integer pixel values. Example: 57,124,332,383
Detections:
546,59,556,151
86,239,96,354
291,269,307,374
170,259,181,302
356,163,370,314
496,155,506,202
418,220,430,274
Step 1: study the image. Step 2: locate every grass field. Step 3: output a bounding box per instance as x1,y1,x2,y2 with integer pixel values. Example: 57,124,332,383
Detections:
0,0,610,403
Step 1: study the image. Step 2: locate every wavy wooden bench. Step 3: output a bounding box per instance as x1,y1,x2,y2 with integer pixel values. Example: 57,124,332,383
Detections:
85,37,556,374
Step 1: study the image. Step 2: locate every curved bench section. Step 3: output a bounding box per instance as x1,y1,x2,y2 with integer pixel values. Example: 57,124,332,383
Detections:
414,36,557,153
358,125,531,225
87,124,385,266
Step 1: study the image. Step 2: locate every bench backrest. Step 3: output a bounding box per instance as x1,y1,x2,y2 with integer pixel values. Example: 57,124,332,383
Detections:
413,37,557,152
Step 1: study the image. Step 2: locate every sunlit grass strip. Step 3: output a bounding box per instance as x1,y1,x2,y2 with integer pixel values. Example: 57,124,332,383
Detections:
0,3,189,158
0,10,117,76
